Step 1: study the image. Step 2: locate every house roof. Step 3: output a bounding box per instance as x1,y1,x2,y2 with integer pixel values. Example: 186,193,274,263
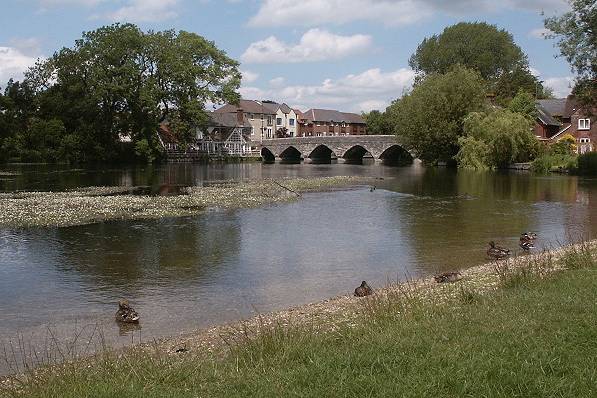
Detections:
214,99,276,115
303,109,365,124
157,123,178,144
207,112,252,128
536,103,561,127
537,98,567,117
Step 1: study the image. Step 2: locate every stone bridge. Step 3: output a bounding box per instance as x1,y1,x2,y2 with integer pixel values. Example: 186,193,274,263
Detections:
258,135,414,162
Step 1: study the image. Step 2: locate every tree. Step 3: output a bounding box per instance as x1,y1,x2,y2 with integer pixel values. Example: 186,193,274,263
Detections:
387,66,486,163
457,109,539,169
409,22,545,101
363,110,391,135
545,0,597,104
508,89,537,120
24,23,241,162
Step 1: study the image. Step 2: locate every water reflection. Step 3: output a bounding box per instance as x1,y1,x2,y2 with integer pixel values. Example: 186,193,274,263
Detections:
1,164,597,375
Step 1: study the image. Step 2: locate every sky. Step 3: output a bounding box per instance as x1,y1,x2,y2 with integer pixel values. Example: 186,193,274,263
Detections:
0,0,575,113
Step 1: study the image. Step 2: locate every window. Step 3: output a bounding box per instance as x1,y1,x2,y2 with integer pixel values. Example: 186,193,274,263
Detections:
289,118,295,126
580,137,591,143
579,119,591,130
276,117,282,126
267,116,273,126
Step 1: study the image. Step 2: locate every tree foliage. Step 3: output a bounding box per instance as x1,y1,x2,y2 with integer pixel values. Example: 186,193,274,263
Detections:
363,110,391,135
457,109,539,169
508,89,537,120
409,22,546,102
544,0,597,104
1,23,241,163
387,66,486,163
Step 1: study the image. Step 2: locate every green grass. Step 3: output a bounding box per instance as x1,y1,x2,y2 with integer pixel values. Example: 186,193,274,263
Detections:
3,248,597,398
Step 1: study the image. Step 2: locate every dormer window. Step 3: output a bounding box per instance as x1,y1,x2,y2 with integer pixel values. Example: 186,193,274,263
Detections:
579,119,590,130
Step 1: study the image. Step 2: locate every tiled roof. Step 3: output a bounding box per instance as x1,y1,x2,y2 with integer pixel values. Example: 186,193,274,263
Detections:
214,99,276,115
536,103,561,127
304,109,365,124
537,98,567,117
207,112,252,128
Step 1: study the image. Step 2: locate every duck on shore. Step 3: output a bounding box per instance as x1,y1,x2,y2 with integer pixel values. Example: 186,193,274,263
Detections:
434,271,463,283
521,232,537,241
115,299,140,323
354,281,373,297
487,241,510,259
519,239,534,251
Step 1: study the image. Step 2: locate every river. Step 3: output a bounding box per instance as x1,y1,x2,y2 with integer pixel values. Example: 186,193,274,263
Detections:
1,162,596,374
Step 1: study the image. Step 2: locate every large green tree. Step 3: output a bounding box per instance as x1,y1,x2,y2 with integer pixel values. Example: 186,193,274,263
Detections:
23,23,241,162
544,0,597,104
409,22,545,101
387,66,486,163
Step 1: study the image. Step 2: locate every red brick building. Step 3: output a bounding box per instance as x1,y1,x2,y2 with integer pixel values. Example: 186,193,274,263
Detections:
296,109,366,137
535,95,596,154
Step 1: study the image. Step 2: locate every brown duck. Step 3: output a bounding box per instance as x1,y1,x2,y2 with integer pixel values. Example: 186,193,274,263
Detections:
434,271,463,283
354,281,373,297
115,299,140,323
487,241,510,259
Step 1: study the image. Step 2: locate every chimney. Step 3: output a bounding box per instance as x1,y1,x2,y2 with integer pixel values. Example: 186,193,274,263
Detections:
236,108,244,124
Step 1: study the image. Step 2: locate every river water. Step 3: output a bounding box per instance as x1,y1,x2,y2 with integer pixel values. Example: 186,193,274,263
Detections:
1,162,596,374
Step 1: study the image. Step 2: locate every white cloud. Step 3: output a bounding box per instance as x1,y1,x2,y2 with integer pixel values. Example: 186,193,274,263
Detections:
241,67,415,112
241,70,259,83
108,0,179,22
248,0,568,28
0,47,39,83
241,29,372,63
544,76,574,98
269,77,286,87
529,28,551,38
38,0,105,6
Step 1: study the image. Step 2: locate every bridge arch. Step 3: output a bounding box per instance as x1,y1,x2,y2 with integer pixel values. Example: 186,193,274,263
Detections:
342,145,373,161
379,144,414,165
307,144,335,162
260,147,275,162
279,146,302,162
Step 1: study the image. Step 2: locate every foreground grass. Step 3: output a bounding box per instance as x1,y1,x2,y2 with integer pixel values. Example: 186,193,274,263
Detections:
2,246,596,397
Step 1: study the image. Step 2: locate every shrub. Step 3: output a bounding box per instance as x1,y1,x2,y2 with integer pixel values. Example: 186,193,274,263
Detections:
577,152,597,175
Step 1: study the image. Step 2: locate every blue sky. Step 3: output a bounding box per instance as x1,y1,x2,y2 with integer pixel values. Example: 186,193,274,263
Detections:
0,0,574,112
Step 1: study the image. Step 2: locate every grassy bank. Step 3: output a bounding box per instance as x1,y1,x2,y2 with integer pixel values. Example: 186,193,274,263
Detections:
2,242,596,397
0,176,373,228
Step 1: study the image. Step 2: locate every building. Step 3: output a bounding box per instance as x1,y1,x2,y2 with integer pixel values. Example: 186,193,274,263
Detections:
535,95,595,154
297,109,367,137
157,109,253,158
214,99,278,143
263,101,298,138
196,110,253,156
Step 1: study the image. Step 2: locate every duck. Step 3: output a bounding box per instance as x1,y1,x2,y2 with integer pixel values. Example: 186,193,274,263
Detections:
370,185,376,192
519,238,534,251
434,271,463,283
354,281,373,297
115,299,140,323
521,232,537,241
487,241,510,259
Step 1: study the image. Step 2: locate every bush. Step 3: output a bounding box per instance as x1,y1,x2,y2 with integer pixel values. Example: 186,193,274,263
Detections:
577,152,597,175
531,153,578,173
